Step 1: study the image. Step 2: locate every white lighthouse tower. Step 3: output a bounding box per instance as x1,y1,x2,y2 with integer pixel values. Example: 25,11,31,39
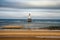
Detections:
27,13,32,22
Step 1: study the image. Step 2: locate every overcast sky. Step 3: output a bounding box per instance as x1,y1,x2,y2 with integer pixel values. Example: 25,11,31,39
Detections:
0,0,60,19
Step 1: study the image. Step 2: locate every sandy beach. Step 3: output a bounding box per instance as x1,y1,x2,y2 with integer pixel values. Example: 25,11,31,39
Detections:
0,25,60,40
0,30,60,36
0,37,60,40
0,29,60,40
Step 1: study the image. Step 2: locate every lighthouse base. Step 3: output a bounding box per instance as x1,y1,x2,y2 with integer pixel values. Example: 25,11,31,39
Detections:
27,19,32,22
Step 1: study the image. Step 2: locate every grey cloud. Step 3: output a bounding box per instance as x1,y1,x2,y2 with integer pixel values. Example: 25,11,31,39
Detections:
0,0,60,19
0,0,60,9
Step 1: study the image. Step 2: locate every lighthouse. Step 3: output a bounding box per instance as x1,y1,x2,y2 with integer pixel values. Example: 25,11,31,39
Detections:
27,13,32,22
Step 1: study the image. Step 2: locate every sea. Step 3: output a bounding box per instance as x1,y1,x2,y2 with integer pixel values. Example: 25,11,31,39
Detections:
0,19,60,29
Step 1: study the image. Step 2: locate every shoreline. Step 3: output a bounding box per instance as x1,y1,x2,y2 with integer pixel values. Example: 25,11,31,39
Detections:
0,29,60,31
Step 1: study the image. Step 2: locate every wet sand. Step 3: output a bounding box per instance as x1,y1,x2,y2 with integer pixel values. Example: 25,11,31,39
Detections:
0,37,60,40
1,25,24,29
